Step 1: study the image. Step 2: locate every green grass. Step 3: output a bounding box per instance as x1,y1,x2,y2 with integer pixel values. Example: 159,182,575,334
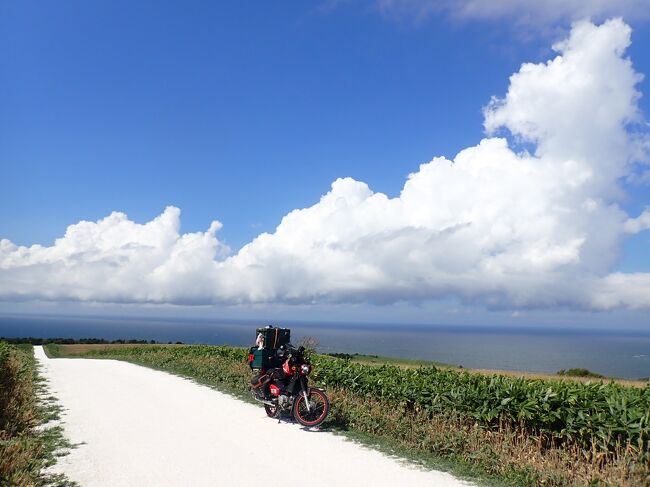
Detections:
0,342,75,486
43,343,64,359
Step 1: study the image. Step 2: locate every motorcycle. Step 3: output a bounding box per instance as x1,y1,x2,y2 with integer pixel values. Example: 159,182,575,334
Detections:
249,345,330,427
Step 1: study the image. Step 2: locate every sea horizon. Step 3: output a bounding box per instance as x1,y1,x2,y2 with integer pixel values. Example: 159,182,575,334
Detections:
2,312,649,380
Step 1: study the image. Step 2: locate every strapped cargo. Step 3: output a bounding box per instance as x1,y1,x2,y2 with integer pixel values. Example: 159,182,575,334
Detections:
249,347,279,370
247,325,291,370
256,326,290,350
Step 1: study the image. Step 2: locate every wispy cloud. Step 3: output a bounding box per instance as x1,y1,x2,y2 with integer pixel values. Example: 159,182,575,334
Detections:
1,19,649,310
374,0,650,27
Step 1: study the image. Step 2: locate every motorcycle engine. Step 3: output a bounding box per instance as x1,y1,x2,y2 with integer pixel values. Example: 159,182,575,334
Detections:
278,394,291,411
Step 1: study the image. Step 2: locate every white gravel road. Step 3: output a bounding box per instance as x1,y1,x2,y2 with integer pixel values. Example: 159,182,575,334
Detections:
35,346,475,487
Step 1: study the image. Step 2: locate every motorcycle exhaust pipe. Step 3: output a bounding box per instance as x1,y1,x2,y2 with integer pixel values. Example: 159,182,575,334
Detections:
253,396,277,407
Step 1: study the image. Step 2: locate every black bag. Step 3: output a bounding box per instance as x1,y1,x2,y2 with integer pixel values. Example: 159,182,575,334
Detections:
256,326,291,350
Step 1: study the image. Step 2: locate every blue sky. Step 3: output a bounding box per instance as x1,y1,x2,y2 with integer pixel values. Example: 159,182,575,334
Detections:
8,1,647,249
1,2,649,326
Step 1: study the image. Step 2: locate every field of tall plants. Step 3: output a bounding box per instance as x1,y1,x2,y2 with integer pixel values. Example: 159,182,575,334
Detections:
49,343,650,486
0,342,71,486
312,356,650,453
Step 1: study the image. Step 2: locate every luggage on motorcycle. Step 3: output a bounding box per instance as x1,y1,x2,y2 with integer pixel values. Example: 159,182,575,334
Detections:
250,347,280,370
256,326,291,350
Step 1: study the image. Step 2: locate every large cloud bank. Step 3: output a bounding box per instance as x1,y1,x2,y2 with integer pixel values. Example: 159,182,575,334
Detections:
2,19,649,309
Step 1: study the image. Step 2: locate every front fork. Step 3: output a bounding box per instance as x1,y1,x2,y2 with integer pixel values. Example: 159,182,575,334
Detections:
300,377,311,412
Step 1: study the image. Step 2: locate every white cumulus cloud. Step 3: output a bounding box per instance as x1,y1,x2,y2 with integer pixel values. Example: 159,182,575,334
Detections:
624,208,650,234
1,19,649,310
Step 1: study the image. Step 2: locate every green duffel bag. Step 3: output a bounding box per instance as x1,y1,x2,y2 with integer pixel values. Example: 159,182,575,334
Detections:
250,347,280,370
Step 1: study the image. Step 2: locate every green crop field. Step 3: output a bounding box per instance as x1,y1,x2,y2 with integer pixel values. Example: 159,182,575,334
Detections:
313,356,650,453
47,343,650,486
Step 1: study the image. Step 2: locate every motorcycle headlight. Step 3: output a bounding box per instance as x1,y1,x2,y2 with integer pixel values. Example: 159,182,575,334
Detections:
301,364,311,375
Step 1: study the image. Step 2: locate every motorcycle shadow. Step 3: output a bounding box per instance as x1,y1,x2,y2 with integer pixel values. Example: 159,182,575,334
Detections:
299,426,328,433
271,415,329,433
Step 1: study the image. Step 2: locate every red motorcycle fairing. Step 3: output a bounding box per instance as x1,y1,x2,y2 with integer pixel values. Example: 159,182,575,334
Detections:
269,384,281,397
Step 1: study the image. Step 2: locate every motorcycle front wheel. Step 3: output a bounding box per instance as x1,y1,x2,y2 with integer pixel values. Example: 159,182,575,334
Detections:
292,389,329,427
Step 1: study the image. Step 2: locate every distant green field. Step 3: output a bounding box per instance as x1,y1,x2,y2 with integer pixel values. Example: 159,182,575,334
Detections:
328,352,650,389
327,352,456,368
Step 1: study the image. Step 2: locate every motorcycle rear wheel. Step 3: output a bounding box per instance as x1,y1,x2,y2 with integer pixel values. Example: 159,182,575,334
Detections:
264,403,278,418
292,389,329,427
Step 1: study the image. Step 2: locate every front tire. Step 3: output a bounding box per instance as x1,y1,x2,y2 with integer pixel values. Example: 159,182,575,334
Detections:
292,389,329,427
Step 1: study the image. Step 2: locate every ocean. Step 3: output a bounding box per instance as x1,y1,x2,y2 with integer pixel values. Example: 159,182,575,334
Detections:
1,314,649,380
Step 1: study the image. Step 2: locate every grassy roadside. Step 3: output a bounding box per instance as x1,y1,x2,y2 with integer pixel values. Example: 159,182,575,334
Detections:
0,342,74,486
47,343,650,486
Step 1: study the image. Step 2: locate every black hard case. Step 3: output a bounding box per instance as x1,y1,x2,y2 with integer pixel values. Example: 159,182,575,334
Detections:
256,327,291,349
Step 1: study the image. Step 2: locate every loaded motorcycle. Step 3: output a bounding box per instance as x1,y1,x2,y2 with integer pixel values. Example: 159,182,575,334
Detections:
248,345,330,427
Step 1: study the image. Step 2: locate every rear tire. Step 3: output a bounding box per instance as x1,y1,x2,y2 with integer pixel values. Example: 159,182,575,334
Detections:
292,389,329,427
264,403,278,418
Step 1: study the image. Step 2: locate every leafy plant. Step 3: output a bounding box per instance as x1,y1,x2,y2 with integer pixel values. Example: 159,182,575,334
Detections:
0,342,74,486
